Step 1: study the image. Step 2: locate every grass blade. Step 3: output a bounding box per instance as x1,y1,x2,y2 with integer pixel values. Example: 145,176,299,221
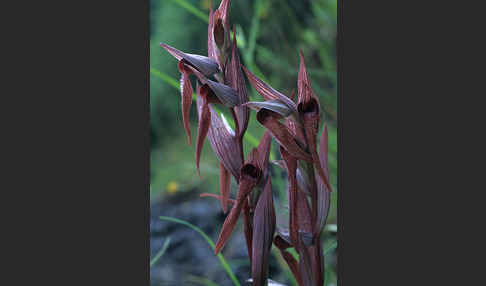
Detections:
159,216,241,286
323,240,337,256
186,275,221,286
169,0,209,23
150,237,171,267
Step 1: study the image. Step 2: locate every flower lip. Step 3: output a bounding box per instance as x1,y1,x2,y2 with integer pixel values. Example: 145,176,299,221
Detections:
241,164,261,180
297,98,319,114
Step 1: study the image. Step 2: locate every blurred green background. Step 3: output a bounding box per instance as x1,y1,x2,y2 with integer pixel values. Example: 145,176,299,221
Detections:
150,0,337,285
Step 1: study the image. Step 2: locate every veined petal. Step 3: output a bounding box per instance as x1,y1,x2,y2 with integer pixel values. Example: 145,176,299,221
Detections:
195,91,211,177
205,104,242,181
178,60,193,146
251,177,276,286
242,65,297,114
314,124,331,235
161,43,220,76
205,79,239,107
256,131,272,181
257,109,312,162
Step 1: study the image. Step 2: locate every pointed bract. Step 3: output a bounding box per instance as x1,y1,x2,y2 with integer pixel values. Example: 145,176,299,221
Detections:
245,100,293,118
242,65,298,114
251,177,276,286
161,43,220,76
206,79,239,107
214,149,262,254
257,109,312,162
227,28,250,138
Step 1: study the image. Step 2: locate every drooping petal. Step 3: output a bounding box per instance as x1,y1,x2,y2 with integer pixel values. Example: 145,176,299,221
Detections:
257,109,312,162
178,60,194,146
161,43,220,76
219,162,231,213
242,65,297,114
214,149,262,254
200,193,236,206
242,199,253,261
251,177,276,286
195,90,212,177
245,100,293,118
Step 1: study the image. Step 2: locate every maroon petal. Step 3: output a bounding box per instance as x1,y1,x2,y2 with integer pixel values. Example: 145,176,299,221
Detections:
219,162,231,213
161,43,220,76
257,131,272,180
195,88,212,177
257,109,312,162
251,177,276,286
214,149,262,254
242,65,297,114
178,60,193,146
